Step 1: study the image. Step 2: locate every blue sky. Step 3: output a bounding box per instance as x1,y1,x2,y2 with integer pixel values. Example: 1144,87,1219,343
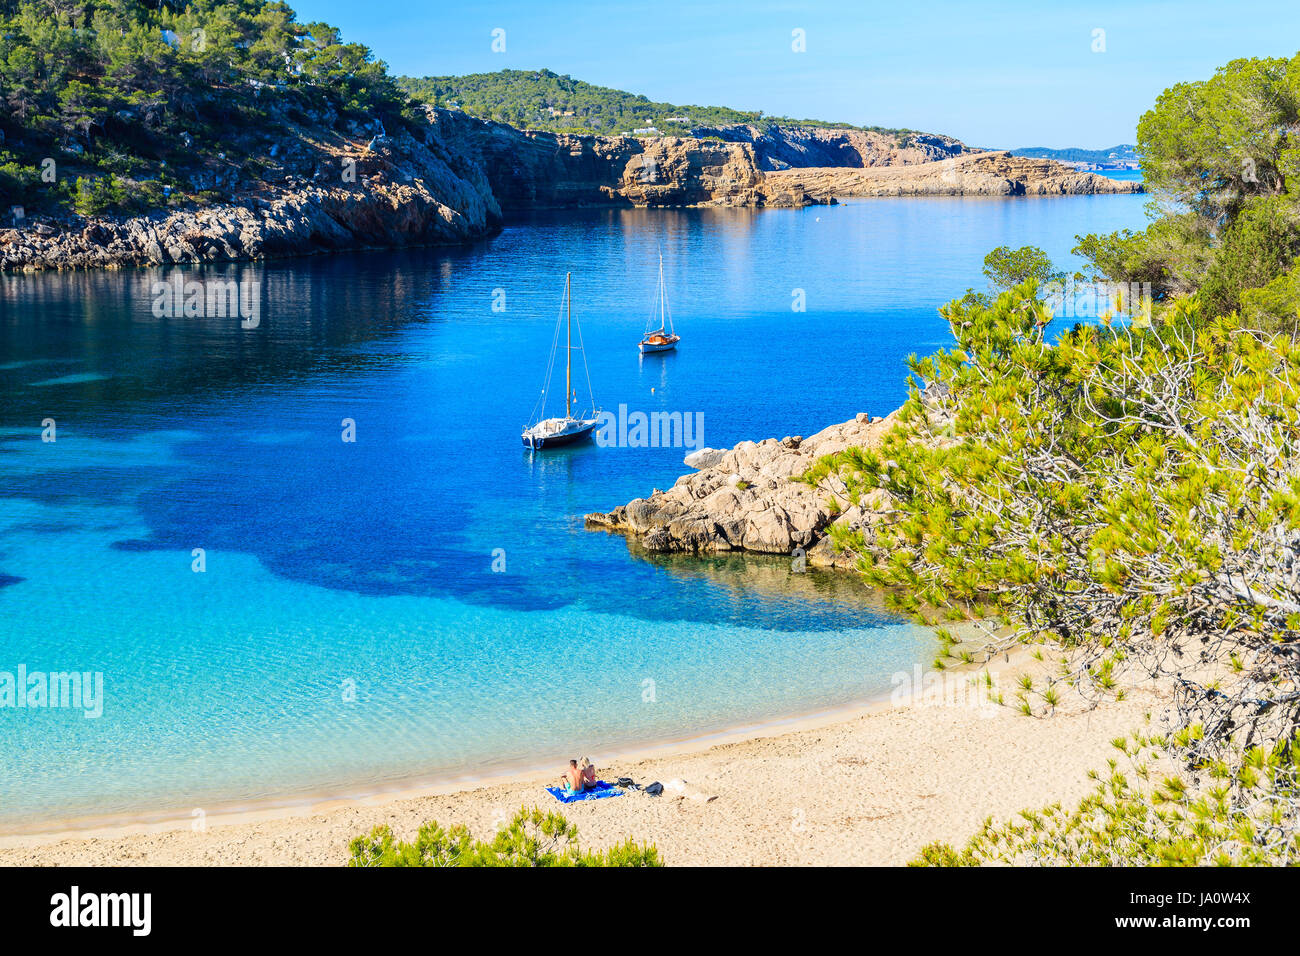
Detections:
290,0,1300,148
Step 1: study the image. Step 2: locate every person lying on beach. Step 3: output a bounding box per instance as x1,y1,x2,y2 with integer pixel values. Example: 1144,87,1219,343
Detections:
562,759,585,794
579,757,597,789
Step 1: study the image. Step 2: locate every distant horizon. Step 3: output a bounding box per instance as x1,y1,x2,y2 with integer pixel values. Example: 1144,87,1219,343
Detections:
289,0,1300,148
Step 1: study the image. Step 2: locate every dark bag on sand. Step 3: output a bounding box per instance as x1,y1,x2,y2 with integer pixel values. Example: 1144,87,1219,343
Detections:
616,777,636,788
644,781,664,797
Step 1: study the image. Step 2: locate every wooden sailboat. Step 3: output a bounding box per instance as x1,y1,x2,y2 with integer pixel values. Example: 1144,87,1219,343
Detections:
522,272,600,450
638,252,680,353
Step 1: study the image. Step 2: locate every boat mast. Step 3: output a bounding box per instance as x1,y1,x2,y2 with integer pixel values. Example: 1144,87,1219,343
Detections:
658,253,665,333
565,271,572,420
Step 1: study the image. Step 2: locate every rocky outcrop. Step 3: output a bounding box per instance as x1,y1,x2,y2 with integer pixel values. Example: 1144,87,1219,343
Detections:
3,110,819,271
585,412,900,569
689,123,976,171
1,115,1136,272
767,151,1143,199
1,129,503,272
422,107,815,209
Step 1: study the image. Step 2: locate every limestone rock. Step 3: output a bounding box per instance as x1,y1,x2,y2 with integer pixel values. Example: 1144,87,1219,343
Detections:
422,108,819,211
684,447,727,470
2,130,502,272
585,410,901,562
5,110,828,272
765,151,1143,200
687,123,974,171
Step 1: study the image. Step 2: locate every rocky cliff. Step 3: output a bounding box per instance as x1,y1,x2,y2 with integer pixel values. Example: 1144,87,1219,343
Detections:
767,151,1143,198
689,123,975,171
1,118,1137,273
585,412,900,570
2,110,817,272
0,128,503,272
422,107,812,209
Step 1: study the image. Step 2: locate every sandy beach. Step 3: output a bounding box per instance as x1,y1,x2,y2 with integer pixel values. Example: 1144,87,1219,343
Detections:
0,652,1167,867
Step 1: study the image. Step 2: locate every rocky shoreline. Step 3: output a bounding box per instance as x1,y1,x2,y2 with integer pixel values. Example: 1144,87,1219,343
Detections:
3,110,1141,273
0,109,818,273
684,122,974,171
767,150,1144,199
585,411,900,570
0,125,504,273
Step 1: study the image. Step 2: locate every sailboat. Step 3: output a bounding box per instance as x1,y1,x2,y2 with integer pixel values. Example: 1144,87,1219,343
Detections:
522,272,600,450
638,252,680,353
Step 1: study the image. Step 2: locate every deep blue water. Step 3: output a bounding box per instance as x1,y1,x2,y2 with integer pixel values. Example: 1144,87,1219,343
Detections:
0,196,1146,827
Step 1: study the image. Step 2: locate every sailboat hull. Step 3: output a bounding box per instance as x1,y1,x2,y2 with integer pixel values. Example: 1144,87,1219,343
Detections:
521,419,598,450
638,334,680,354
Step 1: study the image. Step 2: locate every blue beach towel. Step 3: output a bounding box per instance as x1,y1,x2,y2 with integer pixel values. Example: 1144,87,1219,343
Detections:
546,781,624,803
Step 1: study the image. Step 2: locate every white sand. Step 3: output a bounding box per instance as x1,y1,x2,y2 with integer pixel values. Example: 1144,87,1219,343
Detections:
0,653,1166,866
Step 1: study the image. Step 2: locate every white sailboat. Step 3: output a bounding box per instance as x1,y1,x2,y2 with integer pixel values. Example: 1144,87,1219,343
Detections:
522,272,600,450
638,252,680,353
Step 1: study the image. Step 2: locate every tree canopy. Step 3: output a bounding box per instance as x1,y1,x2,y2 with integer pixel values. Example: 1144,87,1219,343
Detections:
0,0,415,217
1075,53,1300,329
981,244,1061,291
397,68,901,137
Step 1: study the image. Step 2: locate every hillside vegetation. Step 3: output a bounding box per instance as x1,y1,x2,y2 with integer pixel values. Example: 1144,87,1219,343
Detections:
397,68,907,138
1076,54,1300,327
0,0,416,218
1010,144,1138,163
1,4,951,224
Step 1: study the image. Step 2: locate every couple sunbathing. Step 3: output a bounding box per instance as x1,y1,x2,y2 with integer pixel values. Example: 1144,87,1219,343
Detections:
561,757,598,795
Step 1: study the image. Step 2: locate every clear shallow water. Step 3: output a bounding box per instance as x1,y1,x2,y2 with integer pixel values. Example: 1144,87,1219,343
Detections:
0,197,1145,827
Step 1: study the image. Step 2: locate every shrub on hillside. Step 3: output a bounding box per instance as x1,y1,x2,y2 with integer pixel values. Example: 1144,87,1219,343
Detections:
346,806,662,868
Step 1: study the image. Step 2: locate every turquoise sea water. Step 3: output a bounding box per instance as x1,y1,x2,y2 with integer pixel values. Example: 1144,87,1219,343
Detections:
0,196,1147,829
1097,168,1144,181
